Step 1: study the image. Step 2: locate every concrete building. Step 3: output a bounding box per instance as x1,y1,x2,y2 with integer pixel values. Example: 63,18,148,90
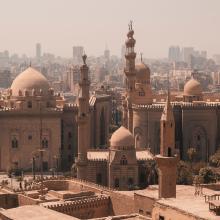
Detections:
73,46,84,65
36,43,41,60
168,46,181,62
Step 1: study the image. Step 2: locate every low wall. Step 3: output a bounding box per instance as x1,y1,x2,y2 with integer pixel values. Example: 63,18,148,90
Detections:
0,194,18,209
134,193,156,217
18,194,39,206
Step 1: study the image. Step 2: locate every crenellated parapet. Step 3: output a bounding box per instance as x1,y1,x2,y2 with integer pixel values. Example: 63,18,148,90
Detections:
42,194,110,219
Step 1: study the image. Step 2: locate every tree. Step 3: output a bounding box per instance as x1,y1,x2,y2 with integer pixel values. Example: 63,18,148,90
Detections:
209,149,220,167
198,167,216,184
177,161,193,185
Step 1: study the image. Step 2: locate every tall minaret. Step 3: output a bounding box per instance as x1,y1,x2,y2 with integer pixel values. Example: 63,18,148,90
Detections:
124,21,136,132
155,81,179,198
76,54,90,180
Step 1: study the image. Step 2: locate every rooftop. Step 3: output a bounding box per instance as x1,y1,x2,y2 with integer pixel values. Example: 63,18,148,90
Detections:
132,185,220,220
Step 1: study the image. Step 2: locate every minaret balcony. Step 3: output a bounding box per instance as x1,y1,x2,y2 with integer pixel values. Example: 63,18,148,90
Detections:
125,52,136,59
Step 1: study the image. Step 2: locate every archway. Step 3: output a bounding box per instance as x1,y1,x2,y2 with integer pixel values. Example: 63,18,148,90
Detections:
191,126,207,161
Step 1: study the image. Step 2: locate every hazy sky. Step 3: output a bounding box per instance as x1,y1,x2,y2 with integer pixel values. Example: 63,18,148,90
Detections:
0,0,220,58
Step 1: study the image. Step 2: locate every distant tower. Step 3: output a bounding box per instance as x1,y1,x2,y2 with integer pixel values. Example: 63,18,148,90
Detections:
36,43,41,60
76,54,90,180
155,80,178,198
104,45,110,61
73,46,84,65
123,21,136,132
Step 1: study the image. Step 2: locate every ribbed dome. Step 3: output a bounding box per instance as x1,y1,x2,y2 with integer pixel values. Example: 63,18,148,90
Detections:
184,78,202,96
11,67,50,96
110,126,134,148
135,63,150,80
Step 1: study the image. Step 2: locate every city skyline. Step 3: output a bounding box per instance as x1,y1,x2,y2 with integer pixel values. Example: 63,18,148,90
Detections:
0,0,220,58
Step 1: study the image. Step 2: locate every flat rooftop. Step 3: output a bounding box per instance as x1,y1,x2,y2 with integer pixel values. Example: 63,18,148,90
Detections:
0,205,77,220
126,185,220,220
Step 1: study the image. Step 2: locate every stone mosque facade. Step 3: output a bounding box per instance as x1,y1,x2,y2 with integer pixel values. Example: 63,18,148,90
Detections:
0,23,220,191
122,24,220,162
0,66,112,172
75,24,220,190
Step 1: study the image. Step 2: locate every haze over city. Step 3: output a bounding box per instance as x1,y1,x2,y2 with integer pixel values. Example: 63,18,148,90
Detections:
0,1,220,219
0,0,220,58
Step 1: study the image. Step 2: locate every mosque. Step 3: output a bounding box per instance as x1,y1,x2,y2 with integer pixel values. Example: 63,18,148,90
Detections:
0,65,112,173
0,23,219,191
75,23,220,190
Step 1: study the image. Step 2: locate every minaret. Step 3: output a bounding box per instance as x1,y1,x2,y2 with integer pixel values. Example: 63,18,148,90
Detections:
155,80,179,198
124,21,136,132
76,54,90,180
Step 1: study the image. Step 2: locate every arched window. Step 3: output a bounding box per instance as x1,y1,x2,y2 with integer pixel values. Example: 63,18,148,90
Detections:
139,89,145,96
120,155,127,165
11,137,18,148
68,132,72,139
96,173,102,185
114,178,119,188
27,101,32,108
168,147,172,157
42,138,49,148
128,177,133,186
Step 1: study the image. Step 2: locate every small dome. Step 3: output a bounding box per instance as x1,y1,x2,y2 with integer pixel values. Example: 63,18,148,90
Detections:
11,67,50,96
135,63,150,80
184,77,202,96
110,126,134,149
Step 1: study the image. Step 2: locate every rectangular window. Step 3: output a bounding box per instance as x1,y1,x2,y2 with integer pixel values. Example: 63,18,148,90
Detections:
159,215,165,220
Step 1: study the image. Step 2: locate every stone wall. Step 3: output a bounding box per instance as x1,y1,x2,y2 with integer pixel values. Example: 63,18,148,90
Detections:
152,203,203,220
18,194,39,206
0,194,18,209
134,193,156,217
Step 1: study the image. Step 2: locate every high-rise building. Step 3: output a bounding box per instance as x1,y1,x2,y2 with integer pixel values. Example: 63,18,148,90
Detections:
168,46,181,61
182,47,194,64
73,46,84,64
104,48,110,61
36,43,41,60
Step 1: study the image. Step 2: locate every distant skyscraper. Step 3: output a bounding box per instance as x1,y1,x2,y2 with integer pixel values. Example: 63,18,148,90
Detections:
104,47,110,61
36,43,41,60
73,46,84,64
168,46,180,62
182,47,194,64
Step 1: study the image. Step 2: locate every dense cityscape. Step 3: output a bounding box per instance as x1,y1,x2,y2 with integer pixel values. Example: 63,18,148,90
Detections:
0,1,220,220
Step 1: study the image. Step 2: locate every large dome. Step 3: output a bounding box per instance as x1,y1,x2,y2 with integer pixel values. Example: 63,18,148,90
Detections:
135,62,150,80
110,126,134,149
184,77,202,96
11,67,50,96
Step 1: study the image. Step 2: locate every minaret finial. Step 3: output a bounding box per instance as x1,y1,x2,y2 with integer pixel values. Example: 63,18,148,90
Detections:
130,20,133,30
29,60,32,67
140,53,143,62
82,53,87,65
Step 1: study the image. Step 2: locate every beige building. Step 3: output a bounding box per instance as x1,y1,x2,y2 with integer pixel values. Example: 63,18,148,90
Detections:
0,65,112,172
122,24,220,162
